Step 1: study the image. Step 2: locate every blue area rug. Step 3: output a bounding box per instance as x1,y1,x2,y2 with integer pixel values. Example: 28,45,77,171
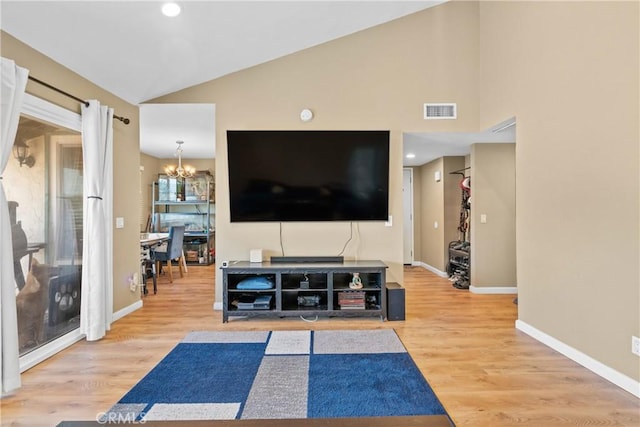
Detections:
103,330,449,422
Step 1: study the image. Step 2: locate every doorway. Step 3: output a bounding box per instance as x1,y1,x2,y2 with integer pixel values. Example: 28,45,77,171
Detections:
402,119,517,290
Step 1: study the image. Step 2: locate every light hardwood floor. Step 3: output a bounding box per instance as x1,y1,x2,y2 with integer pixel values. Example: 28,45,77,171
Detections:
1,264,638,426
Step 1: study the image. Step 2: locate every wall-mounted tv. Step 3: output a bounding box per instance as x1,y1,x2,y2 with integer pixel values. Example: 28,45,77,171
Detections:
227,130,390,222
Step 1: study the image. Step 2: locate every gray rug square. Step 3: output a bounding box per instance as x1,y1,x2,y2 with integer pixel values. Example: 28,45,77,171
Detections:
313,329,407,354
144,403,241,421
182,330,269,343
241,355,309,419
265,330,311,354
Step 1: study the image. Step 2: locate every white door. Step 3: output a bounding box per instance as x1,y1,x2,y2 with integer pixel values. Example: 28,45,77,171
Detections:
402,168,414,264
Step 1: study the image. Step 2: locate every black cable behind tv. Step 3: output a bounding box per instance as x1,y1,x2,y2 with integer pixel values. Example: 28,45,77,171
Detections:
271,256,344,263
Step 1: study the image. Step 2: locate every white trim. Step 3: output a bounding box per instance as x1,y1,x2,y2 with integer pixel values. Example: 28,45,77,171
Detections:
470,285,518,294
402,168,414,265
19,300,142,373
516,320,640,398
19,329,84,373
213,301,223,311
112,300,143,322
412,261,448,278
491,117,516,133
16,93,85,375
22,93,82,131
18,300,142,374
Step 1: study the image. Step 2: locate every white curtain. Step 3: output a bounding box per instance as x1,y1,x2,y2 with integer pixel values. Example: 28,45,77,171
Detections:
80,100,113,341
0,57,28,395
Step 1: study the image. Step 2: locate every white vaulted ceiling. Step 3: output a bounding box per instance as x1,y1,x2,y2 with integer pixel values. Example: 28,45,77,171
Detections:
2,1,514,163
1,1,446,105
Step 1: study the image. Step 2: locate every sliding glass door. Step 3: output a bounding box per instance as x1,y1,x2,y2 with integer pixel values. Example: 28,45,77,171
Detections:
5,94,84,364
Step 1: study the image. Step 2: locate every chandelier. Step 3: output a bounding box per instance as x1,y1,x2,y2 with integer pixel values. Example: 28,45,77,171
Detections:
164,140,196,178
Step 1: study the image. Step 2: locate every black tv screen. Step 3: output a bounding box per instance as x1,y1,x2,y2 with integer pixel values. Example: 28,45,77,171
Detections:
227,130,390,222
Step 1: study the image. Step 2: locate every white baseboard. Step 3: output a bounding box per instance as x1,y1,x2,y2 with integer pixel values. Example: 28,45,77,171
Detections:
113,299,143,322
412,261,448,278
20,329,84,373
470,285,517,294
516,320,640,398
18,300,143,375
213,301,223,311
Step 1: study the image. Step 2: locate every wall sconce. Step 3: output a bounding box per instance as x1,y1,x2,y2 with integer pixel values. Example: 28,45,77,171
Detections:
13,140,35,168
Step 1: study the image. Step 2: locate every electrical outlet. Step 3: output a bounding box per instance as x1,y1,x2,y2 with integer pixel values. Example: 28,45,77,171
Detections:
632,336,640,356
128,273,138,293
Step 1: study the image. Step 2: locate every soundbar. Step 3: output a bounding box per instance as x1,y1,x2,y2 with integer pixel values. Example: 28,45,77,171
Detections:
271,256,344,263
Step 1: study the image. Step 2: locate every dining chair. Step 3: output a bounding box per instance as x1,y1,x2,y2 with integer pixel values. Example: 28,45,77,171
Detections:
140,248,156,295
151,225,186,283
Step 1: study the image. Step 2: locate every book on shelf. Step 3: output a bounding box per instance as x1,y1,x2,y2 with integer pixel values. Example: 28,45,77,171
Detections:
338,291,365,298
338,290,365,309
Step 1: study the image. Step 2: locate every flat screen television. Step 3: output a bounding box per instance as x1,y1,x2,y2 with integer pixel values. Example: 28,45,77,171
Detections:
227,130,390,222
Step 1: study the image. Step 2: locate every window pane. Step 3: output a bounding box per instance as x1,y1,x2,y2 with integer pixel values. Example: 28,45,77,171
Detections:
6,115,83,355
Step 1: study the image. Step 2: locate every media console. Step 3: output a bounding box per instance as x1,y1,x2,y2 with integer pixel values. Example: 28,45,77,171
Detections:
222,260,388,323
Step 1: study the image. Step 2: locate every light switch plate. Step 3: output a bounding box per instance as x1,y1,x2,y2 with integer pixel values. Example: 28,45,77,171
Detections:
116,217,124,228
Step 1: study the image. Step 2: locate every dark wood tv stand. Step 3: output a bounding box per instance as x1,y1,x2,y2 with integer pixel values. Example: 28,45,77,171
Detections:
222,260,388,323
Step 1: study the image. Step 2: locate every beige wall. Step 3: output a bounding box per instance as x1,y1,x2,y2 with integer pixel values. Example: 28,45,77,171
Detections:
418,158,445,270
469,143,516,288
415,156,464,272
2,32,142,314
479,2,639,380
152,1,481,303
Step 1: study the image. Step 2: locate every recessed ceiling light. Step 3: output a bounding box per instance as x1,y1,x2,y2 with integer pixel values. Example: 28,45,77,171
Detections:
162,3,181,17
406,153,416,159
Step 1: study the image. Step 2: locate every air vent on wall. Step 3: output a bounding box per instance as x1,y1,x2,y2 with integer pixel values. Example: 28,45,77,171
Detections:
424,103,457,120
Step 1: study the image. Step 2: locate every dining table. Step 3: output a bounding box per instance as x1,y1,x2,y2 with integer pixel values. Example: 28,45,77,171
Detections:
140,232,169,249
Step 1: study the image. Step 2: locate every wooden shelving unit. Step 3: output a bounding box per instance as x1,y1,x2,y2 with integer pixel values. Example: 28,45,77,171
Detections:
151,172,215,265
222,260,387,322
